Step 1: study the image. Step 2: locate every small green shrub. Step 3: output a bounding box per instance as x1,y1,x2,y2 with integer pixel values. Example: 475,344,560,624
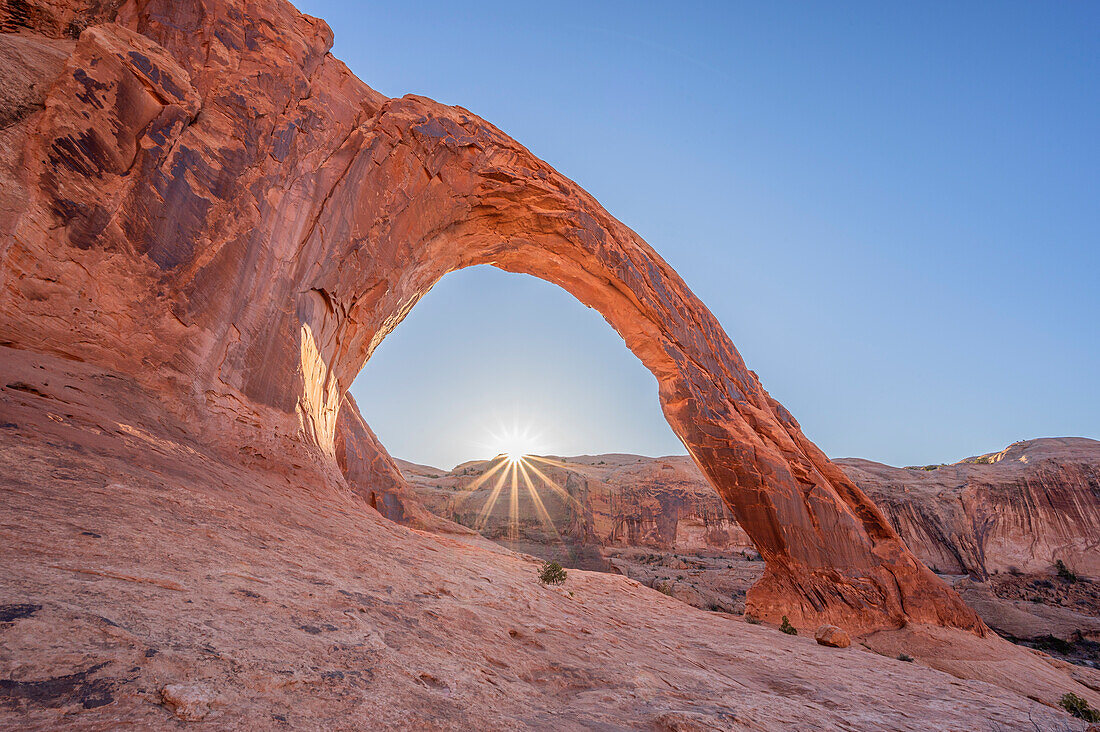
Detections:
1055,560,1079,583
1060,692,1100,722
897,653,914,662
538,560,567,586
779,616,797,635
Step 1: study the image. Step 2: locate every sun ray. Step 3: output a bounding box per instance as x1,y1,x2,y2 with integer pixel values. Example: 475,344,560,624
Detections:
523,459,586,513
508,461,519,542
475,461,512,531
516,458,562,542
454,457,509,510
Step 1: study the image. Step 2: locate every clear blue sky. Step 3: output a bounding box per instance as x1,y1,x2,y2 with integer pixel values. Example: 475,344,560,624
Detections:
295,0,1100,470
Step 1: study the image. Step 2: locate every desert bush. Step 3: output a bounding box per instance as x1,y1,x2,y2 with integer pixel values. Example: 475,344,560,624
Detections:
744,614,761,625
1060,692,1100,722
897,653,914,662
779,616,797,635
538,560,567,586
1055,559,1079,583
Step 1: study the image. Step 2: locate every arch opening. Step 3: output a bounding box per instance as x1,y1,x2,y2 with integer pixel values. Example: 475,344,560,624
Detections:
293,94,983,635
349,264,683,471
344,263,699,570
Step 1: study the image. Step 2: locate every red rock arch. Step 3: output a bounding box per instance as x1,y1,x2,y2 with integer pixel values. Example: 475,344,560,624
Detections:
0,0,982,634
299,96,981,633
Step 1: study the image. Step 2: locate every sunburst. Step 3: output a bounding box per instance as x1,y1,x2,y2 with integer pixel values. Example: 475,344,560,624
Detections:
461,425,571,545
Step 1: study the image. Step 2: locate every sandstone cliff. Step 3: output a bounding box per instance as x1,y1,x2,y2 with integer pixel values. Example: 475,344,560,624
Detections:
401,454,753,562
399,438,1100,583
838,437,1100,580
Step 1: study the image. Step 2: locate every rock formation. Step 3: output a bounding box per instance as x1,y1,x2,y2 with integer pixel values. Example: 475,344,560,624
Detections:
400,453,753,562
401,442,1100,649
3,1,1099,726
839,437,1100,580
0,0,979,634
407,439,1100,584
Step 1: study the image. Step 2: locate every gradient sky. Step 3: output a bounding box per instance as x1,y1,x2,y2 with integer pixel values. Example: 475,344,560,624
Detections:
296,0,1100,470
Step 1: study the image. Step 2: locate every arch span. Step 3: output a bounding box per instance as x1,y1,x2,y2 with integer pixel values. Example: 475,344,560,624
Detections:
308,96,982,634
0,1,982,634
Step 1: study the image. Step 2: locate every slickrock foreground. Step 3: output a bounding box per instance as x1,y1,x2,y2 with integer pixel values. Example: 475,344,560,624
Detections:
0,0,1097,727
0,349,1094,729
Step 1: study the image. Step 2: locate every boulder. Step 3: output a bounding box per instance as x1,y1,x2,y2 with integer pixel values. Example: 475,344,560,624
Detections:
815,625,852,648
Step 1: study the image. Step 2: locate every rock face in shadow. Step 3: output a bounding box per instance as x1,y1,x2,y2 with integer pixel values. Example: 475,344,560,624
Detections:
336,393,470,534
401,454,753,561
0,0,981,634
838,438,1100,580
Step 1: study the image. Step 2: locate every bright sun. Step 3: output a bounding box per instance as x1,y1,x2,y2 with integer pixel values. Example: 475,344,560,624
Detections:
484,421,544,463
463,422,577,544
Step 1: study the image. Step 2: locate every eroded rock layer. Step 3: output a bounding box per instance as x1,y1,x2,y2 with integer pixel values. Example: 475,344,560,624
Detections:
0,0,979,634
400,454,753,560
839,438,1100,580
403,439,1100,584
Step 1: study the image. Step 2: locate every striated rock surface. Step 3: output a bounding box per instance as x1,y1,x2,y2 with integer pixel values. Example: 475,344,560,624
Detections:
0,0,980,634
837,438,1100,580
402,438,1100,583
0,346,1094,729
401,454,753,560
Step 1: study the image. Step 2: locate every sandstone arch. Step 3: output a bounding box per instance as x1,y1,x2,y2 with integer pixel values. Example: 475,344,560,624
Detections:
0,0,982,633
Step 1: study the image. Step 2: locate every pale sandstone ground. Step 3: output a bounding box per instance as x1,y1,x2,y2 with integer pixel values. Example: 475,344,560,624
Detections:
1,347,1096,730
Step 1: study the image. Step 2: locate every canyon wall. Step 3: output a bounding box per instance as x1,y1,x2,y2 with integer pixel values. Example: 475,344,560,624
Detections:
839,438,1100,580
402,454,753,556
399,438,1100,582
